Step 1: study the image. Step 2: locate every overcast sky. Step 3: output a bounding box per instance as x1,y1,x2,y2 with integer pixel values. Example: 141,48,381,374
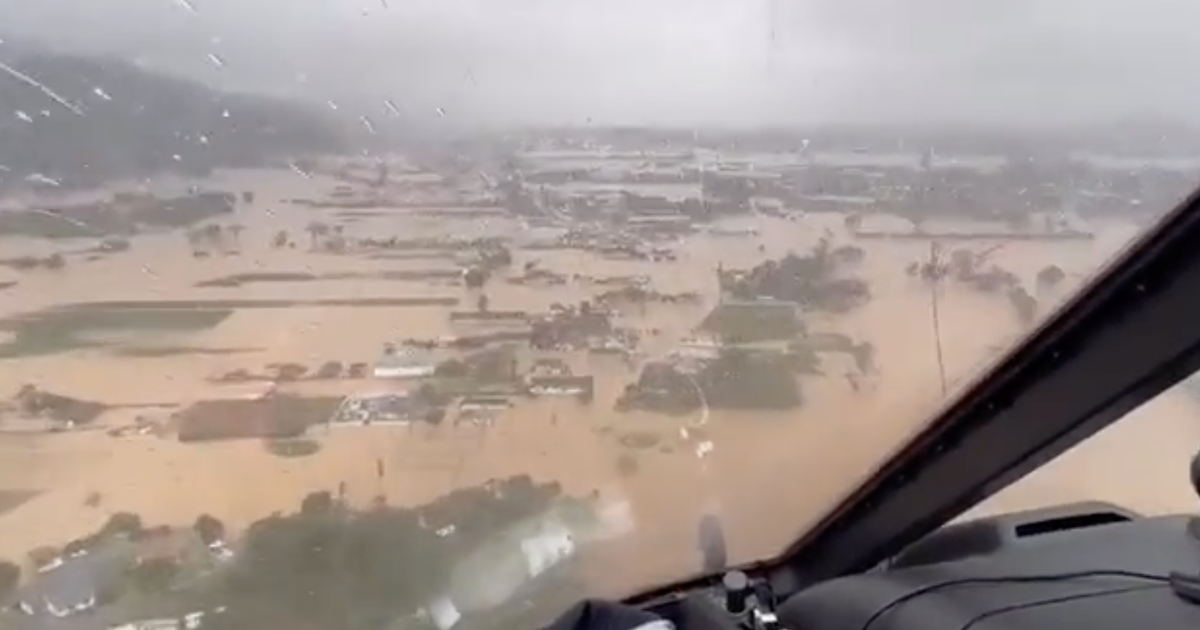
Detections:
0,0,1196,128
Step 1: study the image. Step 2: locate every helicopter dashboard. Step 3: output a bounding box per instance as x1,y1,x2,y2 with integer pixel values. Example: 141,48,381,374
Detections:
775,501,1200,630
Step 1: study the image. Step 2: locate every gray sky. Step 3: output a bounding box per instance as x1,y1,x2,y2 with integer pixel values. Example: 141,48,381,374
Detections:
0,0,1197,127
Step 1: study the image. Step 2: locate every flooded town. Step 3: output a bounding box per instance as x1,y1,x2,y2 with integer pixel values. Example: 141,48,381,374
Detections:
4,0,1200,624
0,129,1197,630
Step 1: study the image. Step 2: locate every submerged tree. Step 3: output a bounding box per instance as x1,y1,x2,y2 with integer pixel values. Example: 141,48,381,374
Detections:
193,513,227,545
698,346,802,410
1008,286,1038,326
206,475,569,630
1036,264,1067,292
225,223,246,252
463,266,489,289
0,560,18,601
721,241,870,313
305,221,330,250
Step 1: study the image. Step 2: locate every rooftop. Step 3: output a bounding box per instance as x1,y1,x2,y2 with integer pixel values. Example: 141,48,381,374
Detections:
20,553,102,619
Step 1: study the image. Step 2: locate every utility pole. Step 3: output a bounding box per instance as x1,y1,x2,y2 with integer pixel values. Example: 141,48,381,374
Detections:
928,241,949,397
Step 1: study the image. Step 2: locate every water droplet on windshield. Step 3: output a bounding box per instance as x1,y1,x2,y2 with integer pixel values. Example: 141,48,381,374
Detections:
0,60,85,115
288,162,313,179
25,173,60,187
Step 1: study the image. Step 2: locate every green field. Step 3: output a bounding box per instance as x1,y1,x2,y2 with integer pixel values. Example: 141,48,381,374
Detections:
0,306,234,359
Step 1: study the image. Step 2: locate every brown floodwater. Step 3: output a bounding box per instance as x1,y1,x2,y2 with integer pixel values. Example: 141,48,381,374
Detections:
0,168,1191,600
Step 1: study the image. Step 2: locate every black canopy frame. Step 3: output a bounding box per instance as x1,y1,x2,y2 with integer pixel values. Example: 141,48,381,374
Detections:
777,184,1200,587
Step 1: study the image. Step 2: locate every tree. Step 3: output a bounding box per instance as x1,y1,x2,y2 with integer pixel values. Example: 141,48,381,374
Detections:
221,503,448,628
194,513,227,545
434,358,470,379
850,342,876,375
195,223,226,254
1036,264,1066,290
186,228,206,255
206,475,574,630
272,363,309,382
701,347,802,410
1008,286,1038,326
128,557,179,593
415,382,449,407
226,223,246,250
100,511,144,539
0,560,19,601
300,491,335,517
315,361,344,379
463,266,489,289
305,222,329,250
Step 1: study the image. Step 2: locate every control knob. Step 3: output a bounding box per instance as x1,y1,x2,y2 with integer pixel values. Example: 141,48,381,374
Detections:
722,570,751,615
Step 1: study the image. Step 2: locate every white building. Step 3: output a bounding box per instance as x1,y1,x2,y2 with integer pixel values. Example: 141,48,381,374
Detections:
372,349,437,379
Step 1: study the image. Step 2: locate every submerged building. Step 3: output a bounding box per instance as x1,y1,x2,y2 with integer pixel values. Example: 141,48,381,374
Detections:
373,348,438,379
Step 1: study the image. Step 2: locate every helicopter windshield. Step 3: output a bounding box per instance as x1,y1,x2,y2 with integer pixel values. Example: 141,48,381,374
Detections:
0,0,1198,628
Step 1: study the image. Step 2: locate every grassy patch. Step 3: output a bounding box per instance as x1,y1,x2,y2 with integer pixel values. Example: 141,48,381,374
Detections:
195,270,461,288
110,345,262,358
0,306,233,359
698,301,804,343
263,438,322,458
177,395,343,442
196,272,318,287
62,298,458,310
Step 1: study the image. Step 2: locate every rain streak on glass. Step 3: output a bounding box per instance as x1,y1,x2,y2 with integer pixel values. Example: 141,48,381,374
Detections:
0,1,1198,630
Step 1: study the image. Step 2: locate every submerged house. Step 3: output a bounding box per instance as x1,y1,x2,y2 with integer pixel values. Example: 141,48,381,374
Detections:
697,299,805,344
334,392,428,425
373,348,438,379
458,396,512,412
527,375,595,402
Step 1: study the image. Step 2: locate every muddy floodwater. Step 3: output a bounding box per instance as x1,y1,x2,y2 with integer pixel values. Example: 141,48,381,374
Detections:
0,167,1194,597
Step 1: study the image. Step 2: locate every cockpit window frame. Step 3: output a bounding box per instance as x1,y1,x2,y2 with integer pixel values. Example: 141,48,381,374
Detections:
774,184,1200,588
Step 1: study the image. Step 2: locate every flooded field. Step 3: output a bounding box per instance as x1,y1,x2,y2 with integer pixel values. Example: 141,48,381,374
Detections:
0,165,1192,599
